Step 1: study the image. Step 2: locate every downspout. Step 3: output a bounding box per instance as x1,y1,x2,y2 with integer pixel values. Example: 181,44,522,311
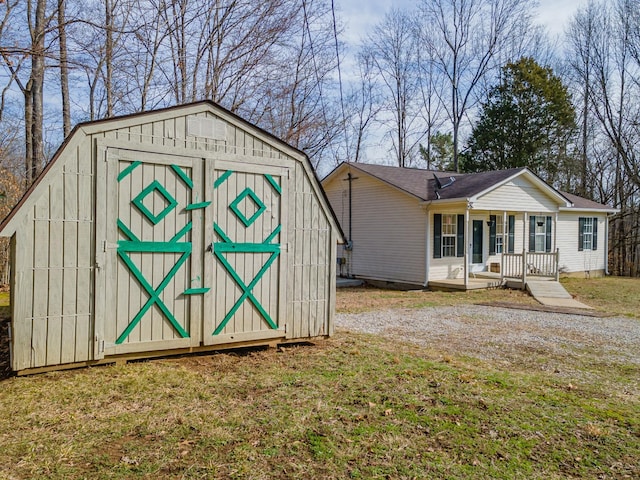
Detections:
424,207,430,287
605,215,609,275
554,211,559,281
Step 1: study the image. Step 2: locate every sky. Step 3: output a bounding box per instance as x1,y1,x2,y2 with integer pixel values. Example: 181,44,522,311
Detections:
338,0,591,46
332,0,591,168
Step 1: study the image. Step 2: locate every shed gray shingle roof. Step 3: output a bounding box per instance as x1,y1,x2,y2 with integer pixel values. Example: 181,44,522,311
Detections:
337,162,614,210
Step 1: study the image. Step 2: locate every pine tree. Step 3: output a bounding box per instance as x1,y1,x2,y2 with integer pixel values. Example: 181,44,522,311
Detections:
462,57,576,184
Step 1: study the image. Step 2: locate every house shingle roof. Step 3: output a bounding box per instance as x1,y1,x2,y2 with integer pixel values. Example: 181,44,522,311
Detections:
345,163,526,201
559,191,615,211
337,162,615,210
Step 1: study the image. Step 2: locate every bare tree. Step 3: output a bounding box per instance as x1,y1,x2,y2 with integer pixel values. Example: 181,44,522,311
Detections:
364,9,421,167
419,0,532,171
57,0,70,136
342,50,380,163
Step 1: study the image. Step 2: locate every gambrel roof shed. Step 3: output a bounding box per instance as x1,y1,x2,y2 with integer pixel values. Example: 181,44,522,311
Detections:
1,101,342,374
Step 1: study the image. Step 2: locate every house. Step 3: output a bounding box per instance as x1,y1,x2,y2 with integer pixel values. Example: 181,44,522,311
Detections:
0,101,342,374
322,162,617,290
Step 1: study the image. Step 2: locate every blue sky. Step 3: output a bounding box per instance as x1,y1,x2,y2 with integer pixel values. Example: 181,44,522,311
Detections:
331,0,590,167
338,0,591,46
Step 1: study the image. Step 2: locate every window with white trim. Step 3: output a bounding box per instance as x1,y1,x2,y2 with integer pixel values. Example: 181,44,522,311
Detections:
442,214,457,257
534,219,546,252
579,217,598,251
582,217,593,250
495,215,504,254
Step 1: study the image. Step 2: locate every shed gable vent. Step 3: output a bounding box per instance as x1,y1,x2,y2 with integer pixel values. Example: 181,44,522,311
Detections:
187,116,227,140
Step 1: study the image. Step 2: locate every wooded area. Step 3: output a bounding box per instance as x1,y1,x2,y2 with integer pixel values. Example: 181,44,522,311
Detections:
0,0,639,277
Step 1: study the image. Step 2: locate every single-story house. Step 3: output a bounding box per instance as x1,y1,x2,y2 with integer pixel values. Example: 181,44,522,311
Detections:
322,162,618,289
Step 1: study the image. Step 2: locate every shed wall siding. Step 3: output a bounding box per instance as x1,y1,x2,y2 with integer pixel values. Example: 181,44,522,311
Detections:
12,138,95,370
475,178,558,212
324,173,426,285
556,213,606,274
288,162,334,339
8,103,337,372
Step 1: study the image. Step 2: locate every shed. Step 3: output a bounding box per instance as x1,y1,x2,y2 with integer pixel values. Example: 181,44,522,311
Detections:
0,101,341,374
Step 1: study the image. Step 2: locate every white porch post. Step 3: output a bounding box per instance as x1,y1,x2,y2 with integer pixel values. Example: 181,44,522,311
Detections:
554,211,559,281
464,206,470,289
523,211,528,287
501,210,507,281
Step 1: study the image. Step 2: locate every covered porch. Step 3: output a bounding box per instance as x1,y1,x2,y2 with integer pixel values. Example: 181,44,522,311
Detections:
429,250,559,291
459,207,560,290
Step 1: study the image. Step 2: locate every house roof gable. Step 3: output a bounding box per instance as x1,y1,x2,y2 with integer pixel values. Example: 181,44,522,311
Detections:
323,162,616,212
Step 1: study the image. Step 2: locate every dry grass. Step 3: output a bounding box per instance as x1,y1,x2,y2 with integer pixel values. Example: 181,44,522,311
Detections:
561,276,640,318
336,284,538,314
0,278,638,478
336,276,640,319
0,334,638,479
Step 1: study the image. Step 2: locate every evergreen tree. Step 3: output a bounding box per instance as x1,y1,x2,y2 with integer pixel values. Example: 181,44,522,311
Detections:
462,57,576,184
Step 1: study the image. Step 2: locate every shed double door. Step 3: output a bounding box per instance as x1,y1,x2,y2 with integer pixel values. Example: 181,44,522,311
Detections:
98,149,287,357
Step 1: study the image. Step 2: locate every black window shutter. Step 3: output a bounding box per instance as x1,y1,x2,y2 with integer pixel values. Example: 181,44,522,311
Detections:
508,215,515,253
578,217,584,251
456,214,465,257
433,214,442,258
545,216,552,252
489,215,496,255
529,216,536,252
592,217,598,250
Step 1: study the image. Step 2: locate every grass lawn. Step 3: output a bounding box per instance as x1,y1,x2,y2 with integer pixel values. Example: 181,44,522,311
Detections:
337,276,640,319
0,277,638,479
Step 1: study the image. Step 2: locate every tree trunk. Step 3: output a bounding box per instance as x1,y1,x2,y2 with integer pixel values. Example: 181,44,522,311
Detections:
29,0,47,184
105,0,113,117
58,0,71,137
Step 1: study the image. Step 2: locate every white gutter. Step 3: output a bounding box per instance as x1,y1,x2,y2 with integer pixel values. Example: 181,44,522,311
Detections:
421,198,471,206
558,207,619,213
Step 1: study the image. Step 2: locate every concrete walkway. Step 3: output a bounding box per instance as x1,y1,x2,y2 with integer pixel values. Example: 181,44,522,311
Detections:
526,280,593,309
336,277,364,288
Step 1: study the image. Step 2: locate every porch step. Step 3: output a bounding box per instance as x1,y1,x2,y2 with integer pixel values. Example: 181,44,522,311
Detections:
526,281,593,309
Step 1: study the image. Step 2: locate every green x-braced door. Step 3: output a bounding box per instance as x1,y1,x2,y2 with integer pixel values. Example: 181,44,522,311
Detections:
205,161,288,345
102,150,205,355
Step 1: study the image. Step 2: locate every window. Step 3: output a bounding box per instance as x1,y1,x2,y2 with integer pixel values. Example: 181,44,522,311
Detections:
529,216,552,253
442,214,456,257
534,219,546,252
434,213,464,258
579,217,598,251
495,215,504,254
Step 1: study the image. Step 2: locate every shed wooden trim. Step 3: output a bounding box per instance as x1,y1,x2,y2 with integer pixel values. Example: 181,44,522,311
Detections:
2,101,342,373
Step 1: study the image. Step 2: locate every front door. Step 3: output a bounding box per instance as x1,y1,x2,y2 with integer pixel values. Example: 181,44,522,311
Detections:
472,220,483,264
204,161,288,345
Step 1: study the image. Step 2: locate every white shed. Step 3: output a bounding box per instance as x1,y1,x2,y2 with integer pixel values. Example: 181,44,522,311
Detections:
0,101,342,374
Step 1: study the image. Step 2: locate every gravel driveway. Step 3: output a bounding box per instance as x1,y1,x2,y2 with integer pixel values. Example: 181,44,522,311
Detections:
336,305,640,369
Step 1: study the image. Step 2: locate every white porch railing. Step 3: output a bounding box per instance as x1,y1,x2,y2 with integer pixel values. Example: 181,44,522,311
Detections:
502,249,559,282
